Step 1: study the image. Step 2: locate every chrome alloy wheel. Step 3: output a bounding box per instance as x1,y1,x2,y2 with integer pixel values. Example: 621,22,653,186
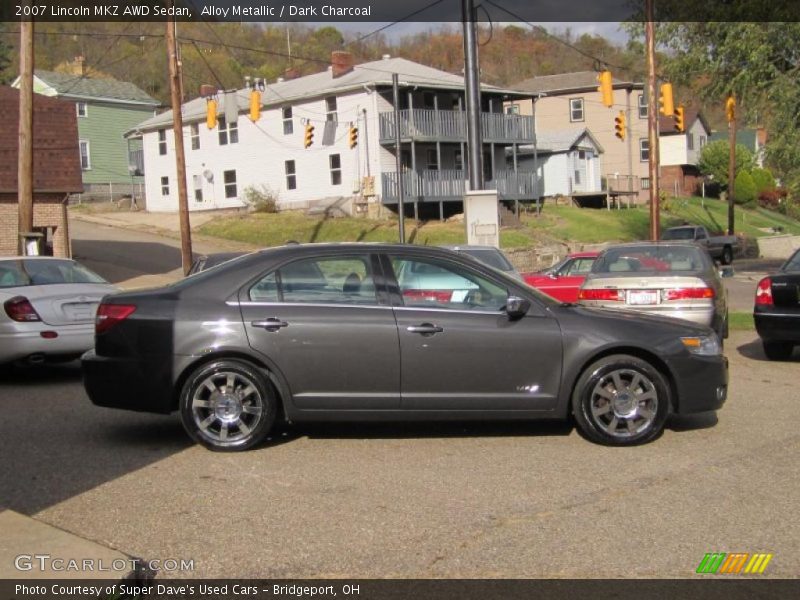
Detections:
589,368,658,438
191,370,265,444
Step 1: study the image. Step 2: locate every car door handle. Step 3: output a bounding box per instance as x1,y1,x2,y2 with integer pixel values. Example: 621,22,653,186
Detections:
251,318,289,332
407,323,443,336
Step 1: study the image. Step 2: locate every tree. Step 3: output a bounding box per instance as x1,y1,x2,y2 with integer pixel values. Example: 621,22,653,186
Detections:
751,167,775,194
697,140,754,189
733,171,757,205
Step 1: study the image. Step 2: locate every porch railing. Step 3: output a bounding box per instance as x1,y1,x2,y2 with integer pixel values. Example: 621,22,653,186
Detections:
378,109,533,143
382,169,536,202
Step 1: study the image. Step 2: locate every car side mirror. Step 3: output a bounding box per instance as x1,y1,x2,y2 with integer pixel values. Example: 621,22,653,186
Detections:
505,295,531,320
718,266,734,278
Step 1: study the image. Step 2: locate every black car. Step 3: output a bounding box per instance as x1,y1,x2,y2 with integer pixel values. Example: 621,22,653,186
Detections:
187,252,247,275
754,248,800,360
83,243,727,451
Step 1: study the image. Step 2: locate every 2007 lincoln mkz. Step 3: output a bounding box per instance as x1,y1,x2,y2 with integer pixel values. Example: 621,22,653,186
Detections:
82,244,728,450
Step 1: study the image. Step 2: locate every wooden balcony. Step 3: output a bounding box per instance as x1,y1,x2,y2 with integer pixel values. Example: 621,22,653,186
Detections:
382,169,536,203
378,109,534,144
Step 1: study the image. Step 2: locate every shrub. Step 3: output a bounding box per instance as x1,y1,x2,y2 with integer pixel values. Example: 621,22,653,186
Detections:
757,188,788,210
751,167,775,194
243,185,278,213
733,171,757,205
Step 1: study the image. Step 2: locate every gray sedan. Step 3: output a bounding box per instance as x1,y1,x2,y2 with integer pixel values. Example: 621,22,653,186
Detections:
83,244,727,450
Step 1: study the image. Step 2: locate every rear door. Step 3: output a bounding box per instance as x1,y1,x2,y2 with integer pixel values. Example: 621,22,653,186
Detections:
239,252,401,410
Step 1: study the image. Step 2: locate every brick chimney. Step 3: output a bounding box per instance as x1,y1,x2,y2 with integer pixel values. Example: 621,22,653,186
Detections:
283,67,300,81
331,51,354,78
70,56,87,77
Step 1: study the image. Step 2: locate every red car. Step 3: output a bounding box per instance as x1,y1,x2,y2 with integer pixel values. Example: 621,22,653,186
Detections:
523,252,599,302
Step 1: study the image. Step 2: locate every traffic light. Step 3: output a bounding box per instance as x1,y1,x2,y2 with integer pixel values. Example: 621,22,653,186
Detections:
304,123,315,148
597,70,613,108
348,125,358,149
249,89,261,122
725,95,736,122
614,110,626,140
206,98,217,129
674,104,685,132
659,83,674,116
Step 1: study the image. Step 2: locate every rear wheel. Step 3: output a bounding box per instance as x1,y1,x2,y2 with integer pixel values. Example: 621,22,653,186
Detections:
179,359,276,451
721,246,733,265
763,341,794,361
572,354,670,446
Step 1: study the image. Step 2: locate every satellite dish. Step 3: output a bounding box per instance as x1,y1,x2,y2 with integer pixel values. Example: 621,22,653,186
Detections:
203,170,214,182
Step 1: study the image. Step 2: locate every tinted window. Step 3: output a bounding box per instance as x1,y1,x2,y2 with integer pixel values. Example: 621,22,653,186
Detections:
391,257,507,312
783,250,800,272
663,228,695,240
0,259,107,287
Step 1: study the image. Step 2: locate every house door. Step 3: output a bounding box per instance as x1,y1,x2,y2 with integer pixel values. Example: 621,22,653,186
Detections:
573,150,589,192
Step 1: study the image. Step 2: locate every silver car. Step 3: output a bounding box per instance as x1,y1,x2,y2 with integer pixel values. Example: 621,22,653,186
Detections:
578,242,729,339
0,257,117,365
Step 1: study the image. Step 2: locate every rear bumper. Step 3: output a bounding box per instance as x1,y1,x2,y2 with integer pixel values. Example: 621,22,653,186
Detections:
671,354,728,414
754,310,800,343
0,324,94,364
82,350,175,414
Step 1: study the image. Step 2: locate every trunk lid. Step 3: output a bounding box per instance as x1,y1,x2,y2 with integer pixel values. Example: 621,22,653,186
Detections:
22,283,117,326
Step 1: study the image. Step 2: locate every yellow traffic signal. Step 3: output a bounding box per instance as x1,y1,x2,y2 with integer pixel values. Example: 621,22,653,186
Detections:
304,123,315,148
348,125,358,149
597,70,613,108
659,82,674,117
725,95,736,122
206,98,217,129
249,89,261,122
614,110,626,140
674,104,685,132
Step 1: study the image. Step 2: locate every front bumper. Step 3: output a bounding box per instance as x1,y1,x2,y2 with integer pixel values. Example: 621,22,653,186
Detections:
670,354,728,414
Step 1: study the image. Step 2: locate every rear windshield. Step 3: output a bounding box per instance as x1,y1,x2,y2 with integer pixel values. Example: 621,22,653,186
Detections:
0,259,107,288
783,250,800,273
458,249,514,272
662,228,695,240
593,246,706,274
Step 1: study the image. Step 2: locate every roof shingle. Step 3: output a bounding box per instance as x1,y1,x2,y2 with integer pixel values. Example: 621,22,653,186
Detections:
34,70,159,105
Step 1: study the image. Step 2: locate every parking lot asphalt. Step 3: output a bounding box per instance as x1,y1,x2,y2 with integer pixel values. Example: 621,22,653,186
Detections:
2,331,798,579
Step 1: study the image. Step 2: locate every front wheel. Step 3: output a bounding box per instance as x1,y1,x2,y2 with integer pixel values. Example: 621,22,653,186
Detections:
721,246,733,265
179,359,276,451
572,354,670,446
763,341,794,361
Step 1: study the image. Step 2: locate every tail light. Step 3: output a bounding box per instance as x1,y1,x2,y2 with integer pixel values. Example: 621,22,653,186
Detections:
96,303,136,334
755,277,773,306
403,289,453,303
663,287,715,301
4,296,41,322
578,288,623,302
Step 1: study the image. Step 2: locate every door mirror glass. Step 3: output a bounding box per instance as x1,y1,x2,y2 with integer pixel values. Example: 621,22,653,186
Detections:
505,295,531,319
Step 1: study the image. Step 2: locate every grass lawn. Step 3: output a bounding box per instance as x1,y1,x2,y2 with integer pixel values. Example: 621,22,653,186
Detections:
728,311,755,331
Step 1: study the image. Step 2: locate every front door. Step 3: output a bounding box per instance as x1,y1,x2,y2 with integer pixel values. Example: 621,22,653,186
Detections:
386,255,563,411
239,253,400,410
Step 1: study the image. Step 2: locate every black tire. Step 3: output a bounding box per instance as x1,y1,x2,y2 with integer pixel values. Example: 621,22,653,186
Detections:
762,341,794,361
721,246,733,265
179,359,276,451
572,354,671,446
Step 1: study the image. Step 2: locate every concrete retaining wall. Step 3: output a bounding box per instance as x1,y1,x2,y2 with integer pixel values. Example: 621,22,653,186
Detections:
757,235,800,259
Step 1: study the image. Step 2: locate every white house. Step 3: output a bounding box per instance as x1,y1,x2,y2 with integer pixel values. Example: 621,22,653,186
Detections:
510,129,603,198
127,54,534,219
658,109,712,197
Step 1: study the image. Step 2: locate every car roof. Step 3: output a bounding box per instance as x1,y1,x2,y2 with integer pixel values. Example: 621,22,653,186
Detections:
441,245,504,251
599,241,699,251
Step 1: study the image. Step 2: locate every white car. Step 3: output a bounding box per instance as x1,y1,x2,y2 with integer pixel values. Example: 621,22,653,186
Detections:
0,257,117,365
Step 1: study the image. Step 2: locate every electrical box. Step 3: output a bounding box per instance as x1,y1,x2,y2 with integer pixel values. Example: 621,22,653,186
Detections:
463,190,499,248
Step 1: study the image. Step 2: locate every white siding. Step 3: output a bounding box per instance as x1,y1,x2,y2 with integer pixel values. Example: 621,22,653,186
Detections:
659,133,688,166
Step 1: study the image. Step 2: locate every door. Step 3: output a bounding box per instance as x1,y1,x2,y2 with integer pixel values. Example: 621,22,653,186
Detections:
239,253,400,410
386,254,563,411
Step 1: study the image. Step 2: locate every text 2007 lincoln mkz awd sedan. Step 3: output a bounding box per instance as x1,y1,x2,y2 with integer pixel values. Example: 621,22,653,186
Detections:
83,244,728,450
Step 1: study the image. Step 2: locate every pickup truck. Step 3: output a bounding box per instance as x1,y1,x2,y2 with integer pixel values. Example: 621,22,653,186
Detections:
662,225,738,265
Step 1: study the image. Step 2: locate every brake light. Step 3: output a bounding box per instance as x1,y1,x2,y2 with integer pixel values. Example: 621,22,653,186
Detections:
4,296,41,322
578,288,623,302
95,303,136,334
755,277,773,306
663,287,715,300
403,289,453,303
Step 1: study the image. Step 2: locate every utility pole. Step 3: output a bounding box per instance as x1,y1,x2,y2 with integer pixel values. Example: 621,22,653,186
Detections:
645,0,660,240
727,95,737,235
17,13,34,254
462,0,483,191
166,5,193,274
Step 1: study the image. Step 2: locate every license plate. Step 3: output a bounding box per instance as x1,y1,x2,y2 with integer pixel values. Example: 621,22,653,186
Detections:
63,302,97,321
627,290,660,305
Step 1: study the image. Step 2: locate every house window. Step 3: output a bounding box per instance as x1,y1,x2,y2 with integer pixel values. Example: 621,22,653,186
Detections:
79,140,91,170
687,133,695,150
158,129,167,155
423,92,435,108
699,135,707,148
638,93,647,118
641,177,651,190
454,149,463,171
76,102,88,117
329,154,342,185
505,104,520,115
578,150,586,159
223,170,237,198
193,175,203,202
574,170,581,185
326,96,337,122
190,123,200,150
218,116,238,145
639,139,649,162
282,106,293,135
570,98,584,122
426,149,439,171
161,176,169,196
285,160,296,190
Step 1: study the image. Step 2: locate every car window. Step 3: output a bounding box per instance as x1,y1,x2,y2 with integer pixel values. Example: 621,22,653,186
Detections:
0,262,30,288
782,250,800,273
593,247,704,274
568,258,595,275
0,259,107,287
391,257,507,311
249,256,377,305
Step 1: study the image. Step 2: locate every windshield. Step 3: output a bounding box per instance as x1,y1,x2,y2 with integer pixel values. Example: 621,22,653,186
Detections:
782,249,800,273
0,259,108,288
662,228,695,240
592,246,706,274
